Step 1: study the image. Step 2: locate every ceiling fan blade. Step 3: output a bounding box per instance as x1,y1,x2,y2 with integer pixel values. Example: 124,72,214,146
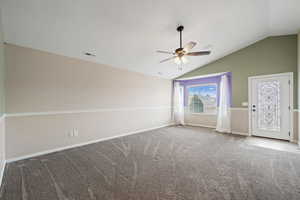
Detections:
159,56,177,63
186,51,211,56
156,50,175,55
183,41,197,52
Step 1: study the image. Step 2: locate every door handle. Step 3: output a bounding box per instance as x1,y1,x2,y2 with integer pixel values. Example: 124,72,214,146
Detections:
252,109,256,112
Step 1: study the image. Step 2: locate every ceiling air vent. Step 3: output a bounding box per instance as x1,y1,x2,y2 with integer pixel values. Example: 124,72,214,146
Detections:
84,52,96,57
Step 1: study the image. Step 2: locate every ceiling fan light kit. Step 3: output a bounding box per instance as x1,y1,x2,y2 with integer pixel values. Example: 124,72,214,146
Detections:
157,25,211,67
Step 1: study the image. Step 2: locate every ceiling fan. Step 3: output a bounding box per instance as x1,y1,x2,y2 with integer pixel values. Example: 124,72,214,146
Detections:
157,25,211,65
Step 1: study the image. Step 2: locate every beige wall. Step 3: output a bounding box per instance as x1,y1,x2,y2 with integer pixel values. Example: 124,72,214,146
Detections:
0,117,5,177
294,111,298,143
6,109,171,159
0,17,4,117
298,33,300,144
5,44,171,113
185,109,249,135
0,10,6,185
5,44,173,160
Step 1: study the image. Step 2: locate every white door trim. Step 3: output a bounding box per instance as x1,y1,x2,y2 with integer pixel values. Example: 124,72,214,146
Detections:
248,72,293,142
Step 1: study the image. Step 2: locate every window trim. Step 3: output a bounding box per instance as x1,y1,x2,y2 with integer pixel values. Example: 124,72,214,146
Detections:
186,83,218,115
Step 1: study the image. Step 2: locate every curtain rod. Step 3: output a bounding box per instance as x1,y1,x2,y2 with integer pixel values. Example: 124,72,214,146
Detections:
175,72,228,81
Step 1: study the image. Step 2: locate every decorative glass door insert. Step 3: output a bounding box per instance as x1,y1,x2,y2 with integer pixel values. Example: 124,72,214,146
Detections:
257,80,280,131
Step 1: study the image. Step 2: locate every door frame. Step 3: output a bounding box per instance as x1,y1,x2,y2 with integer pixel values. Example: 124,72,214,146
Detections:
248,72,293,142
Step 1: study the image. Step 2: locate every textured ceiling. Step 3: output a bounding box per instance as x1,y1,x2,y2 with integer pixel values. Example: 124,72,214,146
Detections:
1,0,299,79
269,0,300,36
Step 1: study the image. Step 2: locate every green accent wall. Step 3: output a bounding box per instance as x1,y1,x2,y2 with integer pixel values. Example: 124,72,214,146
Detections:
298,33,300,110
0,17,5,117
180,35,298,108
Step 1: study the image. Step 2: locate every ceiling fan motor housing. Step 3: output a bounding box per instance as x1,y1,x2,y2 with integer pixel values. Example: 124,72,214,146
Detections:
175,48,185,57
177,25,184,32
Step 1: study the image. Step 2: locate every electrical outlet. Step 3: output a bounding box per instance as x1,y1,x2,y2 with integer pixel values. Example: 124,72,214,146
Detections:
68,128,79,137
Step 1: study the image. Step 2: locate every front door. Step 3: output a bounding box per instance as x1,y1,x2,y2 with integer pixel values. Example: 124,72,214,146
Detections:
249,73,292,140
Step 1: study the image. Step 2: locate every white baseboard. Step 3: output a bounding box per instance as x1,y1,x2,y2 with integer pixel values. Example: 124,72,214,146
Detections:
7,123,174,163
232,131,249,136
186,123,216,129
186,123,249,136
291,139,299,144
0,160,6,189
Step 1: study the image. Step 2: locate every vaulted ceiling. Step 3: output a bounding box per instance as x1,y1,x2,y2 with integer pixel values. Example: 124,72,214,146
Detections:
1,0,300,79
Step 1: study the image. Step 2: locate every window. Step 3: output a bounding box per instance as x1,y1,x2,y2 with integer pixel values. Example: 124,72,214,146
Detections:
187,84,217,114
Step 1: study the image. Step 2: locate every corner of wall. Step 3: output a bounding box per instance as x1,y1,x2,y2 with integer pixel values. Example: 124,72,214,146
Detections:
297,31,300,146
0,115,6,189
0,7,7,189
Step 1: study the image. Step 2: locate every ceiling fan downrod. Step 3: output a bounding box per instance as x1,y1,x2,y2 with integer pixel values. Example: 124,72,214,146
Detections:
177,25,184,48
